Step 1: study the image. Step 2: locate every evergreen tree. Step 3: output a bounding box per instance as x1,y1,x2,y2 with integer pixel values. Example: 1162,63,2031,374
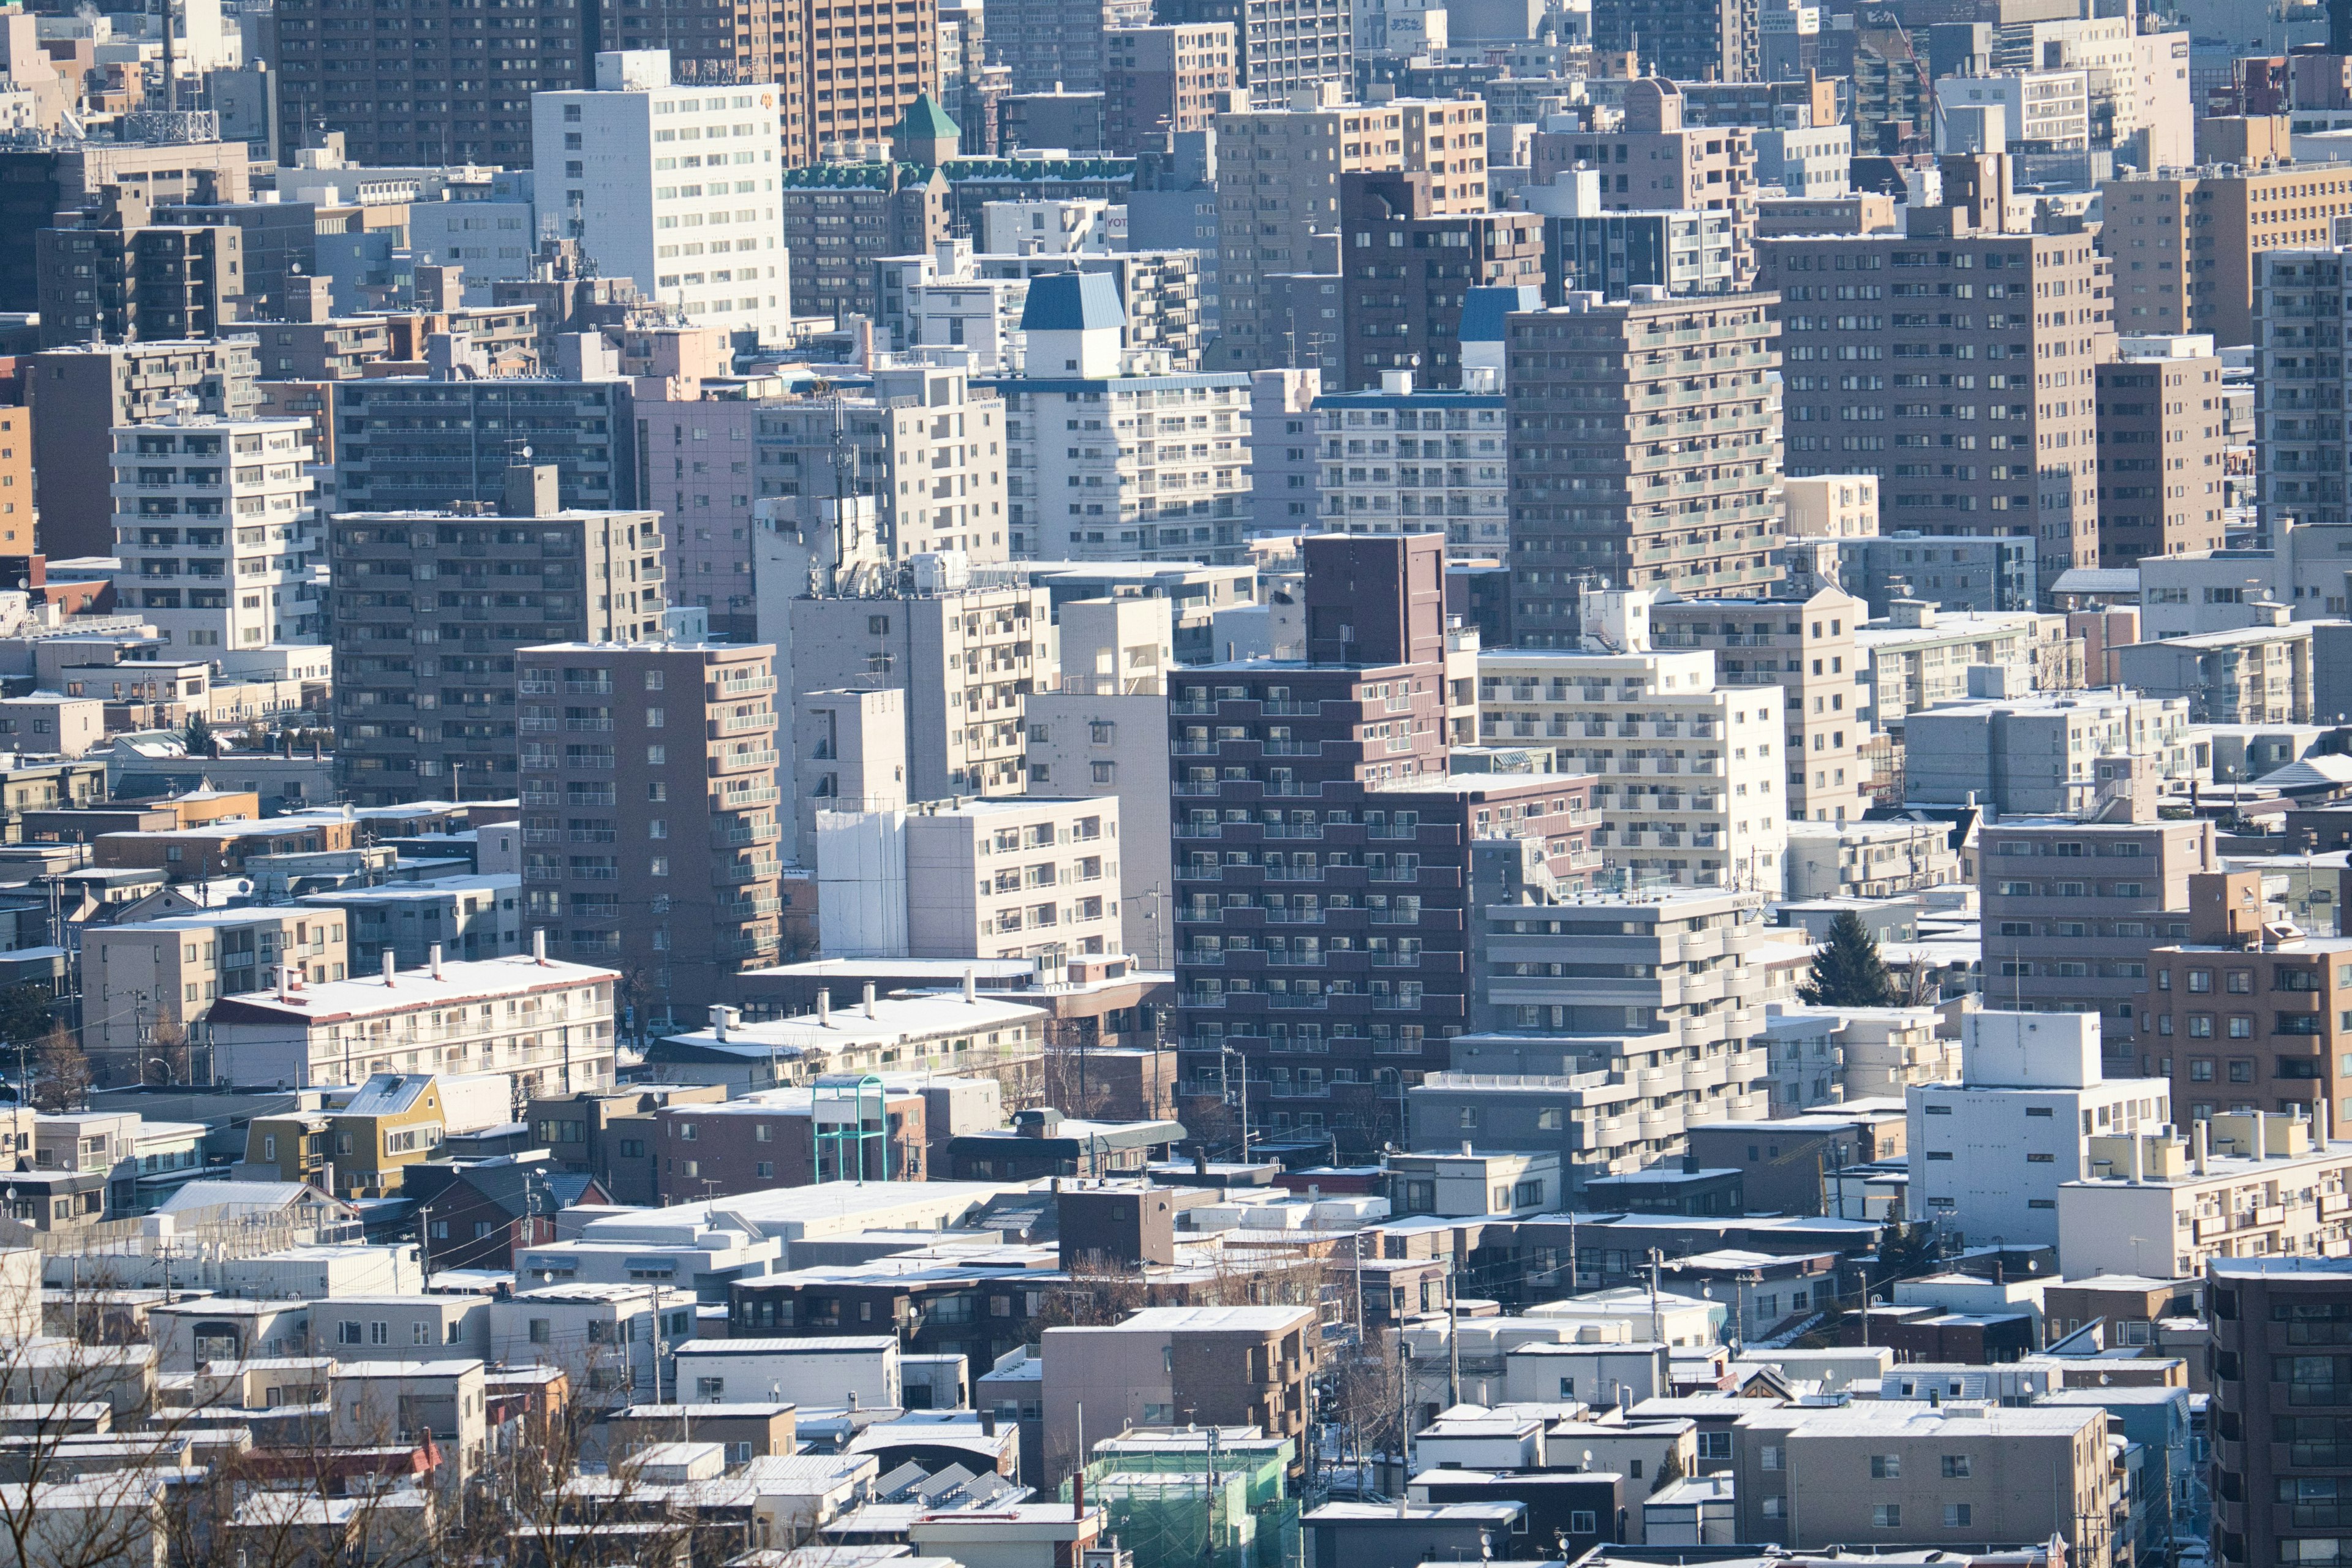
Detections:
1798,908,1899,1006
183,713,214,756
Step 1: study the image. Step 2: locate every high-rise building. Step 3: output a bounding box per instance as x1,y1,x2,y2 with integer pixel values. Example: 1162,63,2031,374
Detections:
1209,91,1482,370
1338,172,1542,392
0,141,251,316
1313,370,1506,558
1758,160,2113,600
2260,248,2352,535
1504,291,1781,647
981,0,1150,95
517,639,782,1022
2099,164,2352,347
271,0,588,165
1102,24,1237,157
1529,81,1760,288
1159,0,1349,106
30,339,261,560
1169,533,1595,1155
328,467,668,805
34,191,244,349
533,52,790,346
777,0,940,164
333,374,636,518
110,413,321,653
778,102,955,323
2096,334,2226,568
1588,0,1755,84
2206,1256,2352,1568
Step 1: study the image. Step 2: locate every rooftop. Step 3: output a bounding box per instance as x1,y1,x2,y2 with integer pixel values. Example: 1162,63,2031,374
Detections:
205,952,617,1026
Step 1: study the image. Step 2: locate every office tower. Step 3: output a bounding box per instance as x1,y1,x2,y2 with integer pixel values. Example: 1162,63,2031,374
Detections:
1169,533,1591,1155
2260,249,2352,535
1758,164,2113,600
2207,1257,2352,1568
2095,334,2226,568
1339,172,1540,392
1103,25,1237,156
1312,370,1506,557
533,53,789,346
982,0,1148,96
1977,813,2215,1076
34,191,244,349
333,374,635,518
1589,0,1755,85
328,466,667,805
1210,92,1483,371
2151,870,2352,1126
1528,82,1758,289
271,0,587,165
591,0,778,85
986,273,1253,562
1479,589,1790,895
0,141,250,315
1160,0,1349,105
110,413,320,653
778,101,955,323
30,339,261,560
2100,165,2351,346
517,639,782,1021
1504,292,1781,647
1648,585,1870,826
777,0,940,164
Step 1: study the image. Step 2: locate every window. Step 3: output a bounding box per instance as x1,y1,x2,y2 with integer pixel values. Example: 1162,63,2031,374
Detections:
2230,1059,2256,1082
1943,1504,1973,1528
1760,1444,1782,1471
529,1318,552,1344
1697,1431,1732,1460
1871,1454,1901,1479
2188,970,2213,993
337,1321,363,1344
696,1376,725,1398
1873,1505,1901,1529
1941,1455,1971,1478
1762,1497,1785,1520
1568,1511,1597,1535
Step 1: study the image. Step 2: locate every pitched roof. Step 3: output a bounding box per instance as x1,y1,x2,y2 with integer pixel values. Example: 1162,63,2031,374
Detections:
1020,270,1123,333
895,92,960,142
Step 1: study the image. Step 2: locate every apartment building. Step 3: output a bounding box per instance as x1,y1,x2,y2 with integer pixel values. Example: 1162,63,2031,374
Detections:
818,795,1123,962
2099,163,2352,346
1159,0,1349,106
782,578,1052,801
334,376,635,518
2115,617,2317,725
1102,24,1237,156
2057,1114,2351,1279
518,641,782,1022
1905,689,2201,815
82,908,350,1087
1904,1009,2171,1251
1313,371,1506,558
110,413,318,653
1784,474,1879,538
302,875,524,971
1041,1305,1316,1487
1210,91,1484,370
1529,80,1760,287
1588,0,1754,88
533,53,786,345
2095,334,2227,567
2147,870,2351,1126
1853,600,2062,731
1649,586,1869,826
1411,879,1772,1192
1170,534,1598,1153
1479,599,1789,896
2204,1257,2352,1568
1731,1400,2119,1566
1504,292,1781,646
34,196,241,350
1758,174,2111,597
980,0,1146,94
30,337,262,559
987,273,1252,562
1978,814,2217,1073
1833,532,2039,616
209,947,622,1095
1528,183,1739,303
1338,173,1542,392
327,468,667,805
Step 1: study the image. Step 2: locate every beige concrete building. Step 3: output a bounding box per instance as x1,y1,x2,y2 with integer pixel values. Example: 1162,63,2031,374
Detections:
2100,162,2352,346
1040,1305,1316,1485
2095,334,2226,568
1782,474,1879,538
1211,88,1487,369
1759,181,2114,596
1530,78,1759,287
2057,1113,2352,1279
82,908,350,1087
792,688,908,868
1732,1400,2119,1566
517,641,783,1025
1651,584,1870,826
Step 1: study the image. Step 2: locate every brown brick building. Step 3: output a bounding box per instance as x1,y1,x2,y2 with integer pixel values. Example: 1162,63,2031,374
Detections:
2095,336,2227,569
1338,170,1542,391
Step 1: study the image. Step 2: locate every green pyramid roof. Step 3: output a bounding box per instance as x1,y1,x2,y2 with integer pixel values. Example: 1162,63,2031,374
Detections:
895,92,961,141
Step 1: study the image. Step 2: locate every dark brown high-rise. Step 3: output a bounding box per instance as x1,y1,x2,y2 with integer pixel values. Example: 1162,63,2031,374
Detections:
2207,1257,2352,1568
1339,170,1542,391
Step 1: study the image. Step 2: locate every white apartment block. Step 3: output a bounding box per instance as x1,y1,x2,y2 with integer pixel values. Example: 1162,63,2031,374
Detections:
1934,70,2090,153
1478,594,1789,897
533,50,786,345
112,414,318,650
1314,371,1507,559
206,946,620,1094
1782,474,1879,538
817,795,1124,963
1905,1011,2171,1250
1855,600,2062,728
982,199,1125,256
2058,1110,2352,1278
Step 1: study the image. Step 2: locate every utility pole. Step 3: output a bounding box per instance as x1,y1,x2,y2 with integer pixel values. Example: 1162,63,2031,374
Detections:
1446,1261,1461,1409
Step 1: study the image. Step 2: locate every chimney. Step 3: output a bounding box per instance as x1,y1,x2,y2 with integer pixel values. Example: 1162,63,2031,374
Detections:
382,950,397,987
2128,1133,2143,1185
710,1003,732,1043
503,464,560,519
429,943,443,982
2255,1112,2269,1162
817,989,831,1025
862,982,876,1019
2320,1096,2334,1150
532,928,548,965
963,965,977,1003
2193,1119,2209,1176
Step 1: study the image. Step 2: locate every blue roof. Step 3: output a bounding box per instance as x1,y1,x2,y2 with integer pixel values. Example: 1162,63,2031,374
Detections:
1460,284,1544,344
1020,271,1124,333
